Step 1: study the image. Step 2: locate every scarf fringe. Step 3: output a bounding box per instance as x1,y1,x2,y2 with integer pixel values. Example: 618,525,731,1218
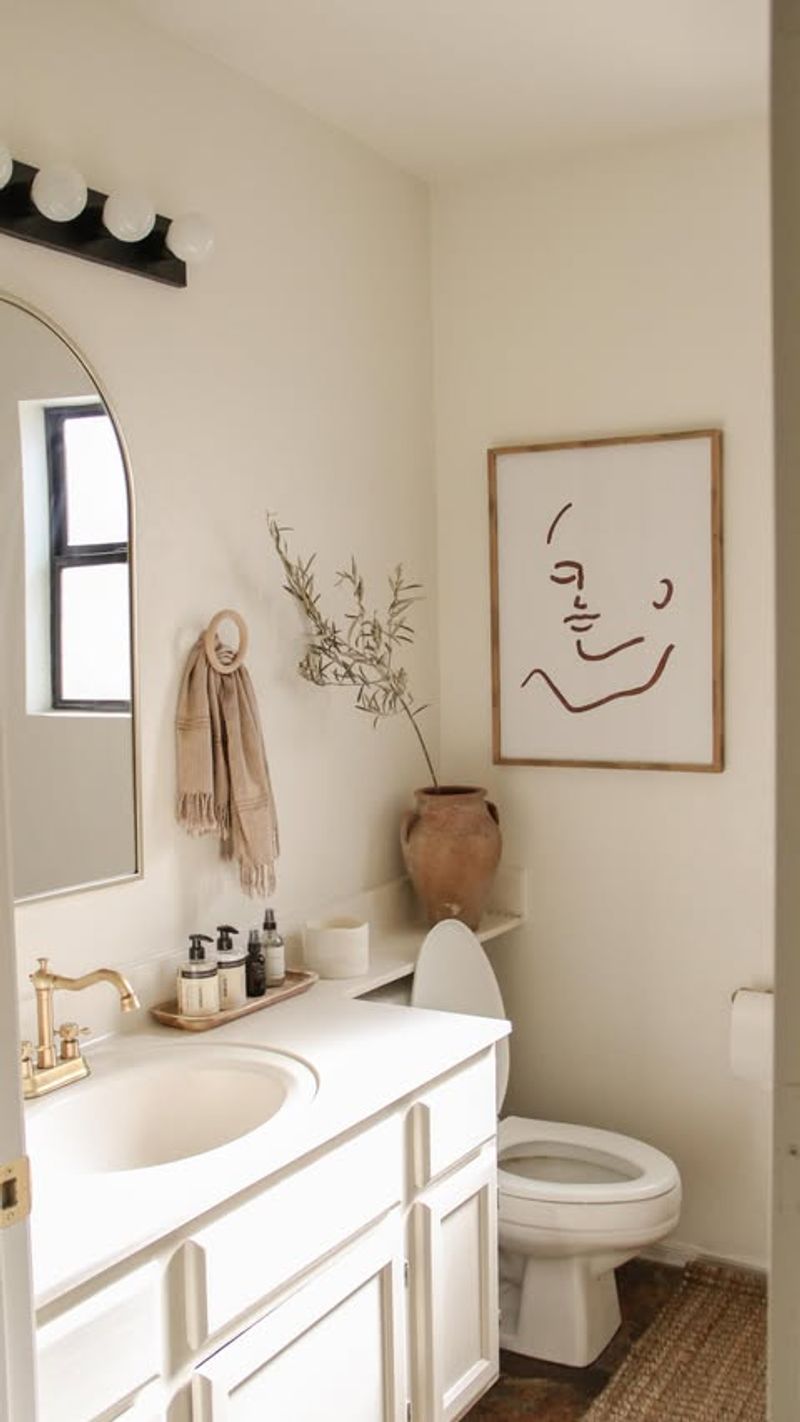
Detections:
220,836,277,897
175,791,219,835
176,793,235,840
239,860,277,898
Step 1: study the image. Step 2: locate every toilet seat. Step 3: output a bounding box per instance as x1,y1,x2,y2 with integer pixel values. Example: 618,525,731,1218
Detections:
498,1116,680,1206
412,919,509,1109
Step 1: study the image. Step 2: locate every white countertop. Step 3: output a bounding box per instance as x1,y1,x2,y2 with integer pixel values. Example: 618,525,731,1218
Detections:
28,976,510,1309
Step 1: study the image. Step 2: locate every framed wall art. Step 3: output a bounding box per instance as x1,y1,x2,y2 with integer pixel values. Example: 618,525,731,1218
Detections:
488,429,723,771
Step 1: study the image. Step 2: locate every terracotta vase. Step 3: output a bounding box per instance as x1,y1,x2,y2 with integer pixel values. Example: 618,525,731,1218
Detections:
400,785,502,930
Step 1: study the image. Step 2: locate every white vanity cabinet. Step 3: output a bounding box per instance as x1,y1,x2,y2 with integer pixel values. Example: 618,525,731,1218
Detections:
410,1146,499,1422
34,1046,501,1422
36,1263,162,1422
193,1213,408,1422
182,1114,405,1348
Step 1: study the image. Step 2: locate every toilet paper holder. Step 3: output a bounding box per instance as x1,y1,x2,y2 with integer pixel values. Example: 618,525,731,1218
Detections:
730,986,774,1088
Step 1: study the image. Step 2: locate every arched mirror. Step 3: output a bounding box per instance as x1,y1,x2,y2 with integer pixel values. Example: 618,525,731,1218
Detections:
0,294,140,900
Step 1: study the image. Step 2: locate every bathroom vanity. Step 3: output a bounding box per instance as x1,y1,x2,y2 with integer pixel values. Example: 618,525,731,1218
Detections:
28,967,511,1422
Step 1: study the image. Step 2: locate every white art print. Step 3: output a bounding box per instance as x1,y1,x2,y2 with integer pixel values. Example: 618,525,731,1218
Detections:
488,431,723,771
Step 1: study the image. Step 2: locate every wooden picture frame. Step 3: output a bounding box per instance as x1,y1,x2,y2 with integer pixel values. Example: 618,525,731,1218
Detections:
488,430,723,772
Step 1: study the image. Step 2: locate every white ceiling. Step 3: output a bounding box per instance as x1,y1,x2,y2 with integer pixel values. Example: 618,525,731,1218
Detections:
122,0,768,179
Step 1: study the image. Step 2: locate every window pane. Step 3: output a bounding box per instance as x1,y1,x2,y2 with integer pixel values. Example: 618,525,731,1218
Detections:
64,414,128,547
59,564,131,704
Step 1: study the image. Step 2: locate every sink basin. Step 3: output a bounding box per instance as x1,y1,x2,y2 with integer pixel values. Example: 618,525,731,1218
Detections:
25,1041,317,1175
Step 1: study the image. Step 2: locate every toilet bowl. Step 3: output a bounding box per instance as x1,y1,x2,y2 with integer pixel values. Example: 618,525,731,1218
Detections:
412,920,682,1369
497,1116,681,1365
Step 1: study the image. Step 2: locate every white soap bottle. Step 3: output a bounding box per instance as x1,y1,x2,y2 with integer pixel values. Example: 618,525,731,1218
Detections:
216,925,247,1010
177,935,220,1017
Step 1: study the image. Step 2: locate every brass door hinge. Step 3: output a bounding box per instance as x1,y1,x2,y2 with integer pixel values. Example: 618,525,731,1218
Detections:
0,1155,31,1229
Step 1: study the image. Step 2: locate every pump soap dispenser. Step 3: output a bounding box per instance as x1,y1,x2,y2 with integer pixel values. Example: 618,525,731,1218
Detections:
178,935,219,1017
216,926,247,1009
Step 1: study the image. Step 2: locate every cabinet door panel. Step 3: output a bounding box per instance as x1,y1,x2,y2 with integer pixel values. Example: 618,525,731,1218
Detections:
184,1113,403,1346
193,1214,407,1422
37,1262,161,1422
411,1052,496,1187
411,1145,499,1422
111,1401,164,1421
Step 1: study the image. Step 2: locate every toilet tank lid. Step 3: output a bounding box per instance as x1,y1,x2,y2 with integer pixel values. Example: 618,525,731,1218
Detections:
412,919,509,1110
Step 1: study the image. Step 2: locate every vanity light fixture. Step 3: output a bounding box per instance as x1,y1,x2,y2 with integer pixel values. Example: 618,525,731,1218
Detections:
0,144,13,190
103,189,156,244
165,211,215,264
31,163,88,223
0,145,213,288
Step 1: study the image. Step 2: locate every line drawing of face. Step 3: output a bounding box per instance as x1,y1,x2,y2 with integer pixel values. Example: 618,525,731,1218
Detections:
520,499,677,711
550,557,601,636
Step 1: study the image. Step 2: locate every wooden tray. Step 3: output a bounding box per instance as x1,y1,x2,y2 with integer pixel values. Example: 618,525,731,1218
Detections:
150,969,318,1032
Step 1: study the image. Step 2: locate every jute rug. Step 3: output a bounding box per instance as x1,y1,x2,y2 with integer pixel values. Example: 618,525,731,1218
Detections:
584,1260,766,1421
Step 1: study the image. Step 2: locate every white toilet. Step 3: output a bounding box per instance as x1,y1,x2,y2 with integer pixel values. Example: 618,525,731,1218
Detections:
411,920,682,1368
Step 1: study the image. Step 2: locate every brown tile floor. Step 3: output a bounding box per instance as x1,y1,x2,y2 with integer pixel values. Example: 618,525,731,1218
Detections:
467,1258,683,1421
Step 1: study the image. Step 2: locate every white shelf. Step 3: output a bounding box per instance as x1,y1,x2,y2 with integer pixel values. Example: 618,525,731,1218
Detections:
308,870,527,1001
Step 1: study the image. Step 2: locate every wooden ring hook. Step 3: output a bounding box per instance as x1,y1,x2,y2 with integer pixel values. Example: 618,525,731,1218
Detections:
203,609,249,674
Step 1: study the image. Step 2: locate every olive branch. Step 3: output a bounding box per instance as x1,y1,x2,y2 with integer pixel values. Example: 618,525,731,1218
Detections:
267,514,438,787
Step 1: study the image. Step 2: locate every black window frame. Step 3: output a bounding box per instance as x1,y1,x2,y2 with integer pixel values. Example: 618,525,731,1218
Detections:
45,402,131,713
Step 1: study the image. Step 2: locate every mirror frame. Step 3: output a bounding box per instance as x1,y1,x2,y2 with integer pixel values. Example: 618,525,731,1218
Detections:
1,290,143,903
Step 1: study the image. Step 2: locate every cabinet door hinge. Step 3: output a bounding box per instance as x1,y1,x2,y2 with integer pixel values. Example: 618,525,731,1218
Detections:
0,1155,31,1230
406,1403,412,1422
404,1259,410,1287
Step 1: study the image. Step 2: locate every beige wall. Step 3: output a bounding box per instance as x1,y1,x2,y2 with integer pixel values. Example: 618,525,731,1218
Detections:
6,0,436,986
2,2,773,1272
431,120,773,1264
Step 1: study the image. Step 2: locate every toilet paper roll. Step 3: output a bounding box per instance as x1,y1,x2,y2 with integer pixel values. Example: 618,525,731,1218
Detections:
730,989,774,1088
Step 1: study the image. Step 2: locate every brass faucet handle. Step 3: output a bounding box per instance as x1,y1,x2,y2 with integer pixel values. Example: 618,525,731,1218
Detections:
56,1022,90,1062
19,1040,34,1080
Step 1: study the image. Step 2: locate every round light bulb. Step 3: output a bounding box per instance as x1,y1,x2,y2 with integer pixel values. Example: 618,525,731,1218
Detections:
31,163,87,222
103,189,156,242
0,144,13,190
165,212,214,264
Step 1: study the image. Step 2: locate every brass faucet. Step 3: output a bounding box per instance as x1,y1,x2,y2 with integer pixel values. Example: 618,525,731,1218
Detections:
22,957,141,1099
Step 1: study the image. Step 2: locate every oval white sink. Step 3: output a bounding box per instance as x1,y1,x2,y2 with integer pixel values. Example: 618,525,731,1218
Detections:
25,1041,317,1175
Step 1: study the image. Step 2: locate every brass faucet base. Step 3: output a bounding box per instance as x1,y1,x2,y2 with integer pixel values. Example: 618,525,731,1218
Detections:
22,957,139,1098
22,1056,90,1100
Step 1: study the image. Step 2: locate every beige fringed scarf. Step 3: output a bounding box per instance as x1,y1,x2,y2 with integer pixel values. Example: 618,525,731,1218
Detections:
176,637,279,896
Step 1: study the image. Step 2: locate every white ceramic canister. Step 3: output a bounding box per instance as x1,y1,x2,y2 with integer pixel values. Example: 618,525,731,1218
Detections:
303,917,369,979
